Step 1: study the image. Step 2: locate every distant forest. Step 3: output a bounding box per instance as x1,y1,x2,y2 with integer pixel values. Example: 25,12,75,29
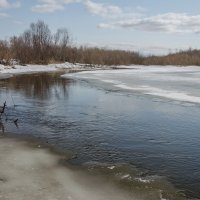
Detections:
1,20,200,66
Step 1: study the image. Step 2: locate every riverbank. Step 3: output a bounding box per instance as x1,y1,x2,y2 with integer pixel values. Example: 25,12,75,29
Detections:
0,62,137,78
0,62,199,78
0,136,138,200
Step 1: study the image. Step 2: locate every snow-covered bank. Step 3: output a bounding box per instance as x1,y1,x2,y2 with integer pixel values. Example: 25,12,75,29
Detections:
0,137,185,200
0,62,134,77
0,137,139,200
1,62,199,77
0,62,88,75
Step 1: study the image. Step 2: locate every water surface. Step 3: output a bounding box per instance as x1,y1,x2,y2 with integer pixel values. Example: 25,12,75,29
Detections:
0,68,200,199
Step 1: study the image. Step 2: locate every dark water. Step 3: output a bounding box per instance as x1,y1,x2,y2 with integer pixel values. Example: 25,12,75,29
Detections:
0,72,200,199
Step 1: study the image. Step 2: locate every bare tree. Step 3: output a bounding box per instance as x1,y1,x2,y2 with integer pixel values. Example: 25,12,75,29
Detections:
29,21,52,63
54,28,70,61
0,40,11,64
54,28,69,47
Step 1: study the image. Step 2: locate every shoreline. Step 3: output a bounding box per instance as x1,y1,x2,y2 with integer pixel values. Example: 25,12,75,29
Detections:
1,62,200,78
0,134,184,200
0,136,135,200
0,62,138,78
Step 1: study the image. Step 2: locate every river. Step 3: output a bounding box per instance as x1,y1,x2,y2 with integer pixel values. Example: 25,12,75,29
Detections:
0,66,200,199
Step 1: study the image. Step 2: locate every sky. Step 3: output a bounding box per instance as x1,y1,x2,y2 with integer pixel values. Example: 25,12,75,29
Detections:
0,0,200,55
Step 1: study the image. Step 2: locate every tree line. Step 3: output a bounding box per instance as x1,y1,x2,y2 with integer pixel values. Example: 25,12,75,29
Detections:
0,20,200,66
0,21,71,64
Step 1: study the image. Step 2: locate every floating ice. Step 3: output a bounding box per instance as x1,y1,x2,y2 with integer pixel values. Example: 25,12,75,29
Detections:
66,66,200,105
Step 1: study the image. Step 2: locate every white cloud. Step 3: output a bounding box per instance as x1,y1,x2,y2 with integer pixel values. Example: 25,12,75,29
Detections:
31,0,142,20
32,0,80,13
84,0,122,18
0,0,9,8
31,0,200,34
32,2,64,13
0,0,20,20
0,0,20,9
82,1,200,34
98,12,200,34
98,23,114,29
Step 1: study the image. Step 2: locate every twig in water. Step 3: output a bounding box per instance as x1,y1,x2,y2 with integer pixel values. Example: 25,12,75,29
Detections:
14,119,18,128
0,101,6,117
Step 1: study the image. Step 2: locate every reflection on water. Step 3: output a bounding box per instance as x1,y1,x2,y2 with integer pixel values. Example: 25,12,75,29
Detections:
0,72,200,199
0,73,74,133
0,73,73,100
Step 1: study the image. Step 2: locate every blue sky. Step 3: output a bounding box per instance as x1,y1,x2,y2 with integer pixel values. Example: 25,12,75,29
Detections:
0,0,200,55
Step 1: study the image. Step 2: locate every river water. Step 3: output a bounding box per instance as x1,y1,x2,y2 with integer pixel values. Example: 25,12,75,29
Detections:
0,66,200,200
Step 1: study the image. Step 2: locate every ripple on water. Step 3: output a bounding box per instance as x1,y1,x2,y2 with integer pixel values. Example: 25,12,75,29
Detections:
81,162,188,200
